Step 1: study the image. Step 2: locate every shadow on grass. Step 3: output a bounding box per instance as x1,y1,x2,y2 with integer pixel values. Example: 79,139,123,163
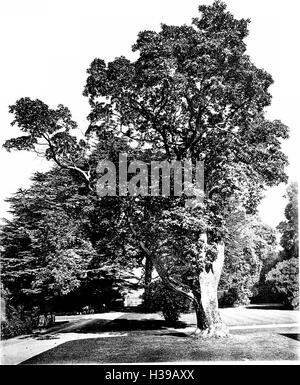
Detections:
17,321,70,340
55,318,187,333
19,334,62,340
50,321,69,327
15,318,188,339
60,318,188,334
280,333,300,341
159,331,190,338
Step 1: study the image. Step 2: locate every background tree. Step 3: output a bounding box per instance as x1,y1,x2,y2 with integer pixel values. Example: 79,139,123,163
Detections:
220,210,277,306
277,182,298,261
0,169,95,312
0,163,141,315
266,182,299,309
266,258,299,309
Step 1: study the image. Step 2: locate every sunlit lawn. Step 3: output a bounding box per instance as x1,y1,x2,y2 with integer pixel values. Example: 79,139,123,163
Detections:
22,323,300,364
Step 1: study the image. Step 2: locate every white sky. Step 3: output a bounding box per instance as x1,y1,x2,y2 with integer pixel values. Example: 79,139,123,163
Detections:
0,0,299,227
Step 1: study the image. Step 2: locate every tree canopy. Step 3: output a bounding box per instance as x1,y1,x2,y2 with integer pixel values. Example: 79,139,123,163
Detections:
0,165,141,311
2,1,290,334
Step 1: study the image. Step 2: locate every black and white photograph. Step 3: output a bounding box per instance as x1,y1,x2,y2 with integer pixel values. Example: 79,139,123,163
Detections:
0,0,299,370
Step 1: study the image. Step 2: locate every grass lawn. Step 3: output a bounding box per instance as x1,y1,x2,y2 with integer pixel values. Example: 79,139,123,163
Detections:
22,326,300,364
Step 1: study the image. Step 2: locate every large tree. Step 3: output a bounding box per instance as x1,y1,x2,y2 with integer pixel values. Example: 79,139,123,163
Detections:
3,1,289,336
0,164,140,313
0,169,95,310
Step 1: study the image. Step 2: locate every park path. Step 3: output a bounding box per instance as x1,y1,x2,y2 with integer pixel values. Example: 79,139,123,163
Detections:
1,306,299,365
0,312,125,365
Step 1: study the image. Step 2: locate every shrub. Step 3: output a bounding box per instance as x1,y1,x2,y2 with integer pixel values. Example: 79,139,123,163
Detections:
145,280,192,324
266,257,299,309
218,288,251,307
1,305,37,339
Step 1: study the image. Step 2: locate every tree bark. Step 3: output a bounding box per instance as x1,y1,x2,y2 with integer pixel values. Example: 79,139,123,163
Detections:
195,238,229,337
192,290,208,330
143,255,153,310
150,243,229,337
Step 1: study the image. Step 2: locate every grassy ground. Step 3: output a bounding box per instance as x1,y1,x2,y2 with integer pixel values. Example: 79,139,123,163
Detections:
21,318,300,364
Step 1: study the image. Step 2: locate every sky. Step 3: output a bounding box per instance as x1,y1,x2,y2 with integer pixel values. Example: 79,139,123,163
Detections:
0,0,299,227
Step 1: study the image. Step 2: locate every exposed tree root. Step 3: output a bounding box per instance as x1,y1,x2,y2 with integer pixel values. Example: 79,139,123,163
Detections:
190,323,229,339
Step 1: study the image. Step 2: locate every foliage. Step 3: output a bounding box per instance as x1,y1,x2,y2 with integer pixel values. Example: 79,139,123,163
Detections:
220,210,277,306
0,169,95,310
277,182,298,260
265,183,299,308
146,279,192,324
0,165,139,313
79,1,288,301
3,98,89,178
0,284,37,339
266,258,299,309
1,304,37,339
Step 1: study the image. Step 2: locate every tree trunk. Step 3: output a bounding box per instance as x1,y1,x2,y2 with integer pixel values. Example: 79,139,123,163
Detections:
136,227,228,337
192,291,208,330
195,239,229,337
143,255,153,310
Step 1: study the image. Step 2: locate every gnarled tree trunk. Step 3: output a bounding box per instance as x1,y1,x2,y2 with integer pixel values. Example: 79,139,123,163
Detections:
193,238,229,337
133,223,228,338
